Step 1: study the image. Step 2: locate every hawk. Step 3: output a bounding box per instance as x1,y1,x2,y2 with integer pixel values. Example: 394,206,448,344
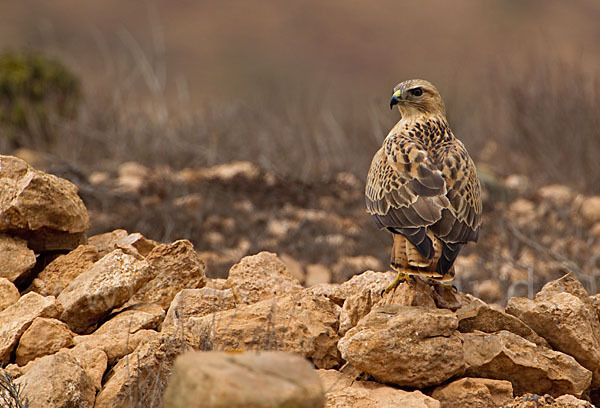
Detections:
365,79,482,292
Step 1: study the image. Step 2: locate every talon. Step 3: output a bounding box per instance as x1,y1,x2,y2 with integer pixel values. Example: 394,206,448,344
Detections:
382,271,411,295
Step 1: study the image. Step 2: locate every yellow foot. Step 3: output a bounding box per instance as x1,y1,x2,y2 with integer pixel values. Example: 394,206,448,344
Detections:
382,271,414,295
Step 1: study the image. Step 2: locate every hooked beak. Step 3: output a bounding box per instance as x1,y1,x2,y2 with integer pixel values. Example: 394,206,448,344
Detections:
389,89,402,109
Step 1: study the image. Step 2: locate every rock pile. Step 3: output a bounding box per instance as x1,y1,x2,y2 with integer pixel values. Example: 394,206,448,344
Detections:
1,155,599,408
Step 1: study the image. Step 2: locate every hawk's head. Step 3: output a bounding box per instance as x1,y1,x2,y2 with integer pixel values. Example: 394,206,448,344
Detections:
389,79,446,118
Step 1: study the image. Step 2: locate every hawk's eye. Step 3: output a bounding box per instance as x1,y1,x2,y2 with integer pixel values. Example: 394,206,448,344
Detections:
411,87,423,97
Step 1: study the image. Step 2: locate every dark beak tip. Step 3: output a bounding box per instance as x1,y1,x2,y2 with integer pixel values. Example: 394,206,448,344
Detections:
389,96,398,110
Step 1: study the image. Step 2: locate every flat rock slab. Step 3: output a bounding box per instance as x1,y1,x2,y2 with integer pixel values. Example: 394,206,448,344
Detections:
163,351,325,408
463,330,591,397
338,305,464,388
318,369,440,408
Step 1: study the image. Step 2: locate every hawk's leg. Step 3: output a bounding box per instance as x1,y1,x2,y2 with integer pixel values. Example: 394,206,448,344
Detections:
382,271,415,295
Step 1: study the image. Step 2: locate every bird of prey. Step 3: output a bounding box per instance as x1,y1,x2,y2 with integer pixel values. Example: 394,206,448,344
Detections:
365,79,482,292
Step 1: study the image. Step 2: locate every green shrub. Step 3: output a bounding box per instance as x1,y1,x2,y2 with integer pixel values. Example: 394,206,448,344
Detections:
0,51,81,147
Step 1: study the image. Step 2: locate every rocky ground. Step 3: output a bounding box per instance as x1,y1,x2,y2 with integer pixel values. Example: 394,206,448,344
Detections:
2,153,600,408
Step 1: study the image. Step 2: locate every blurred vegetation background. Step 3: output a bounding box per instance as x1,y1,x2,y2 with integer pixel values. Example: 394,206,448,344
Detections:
1,0,599,297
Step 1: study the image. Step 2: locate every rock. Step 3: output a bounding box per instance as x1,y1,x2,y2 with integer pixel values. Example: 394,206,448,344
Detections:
0,277,20,312
115,232,158,256
580,196,600,225
163,351,325,408
226,251,302,305
28,244,99,296
506,273,600,387
538,184,574,207
305,264,331,287
95,303,165,335
14,346,104,408
378,278,437,308
87,229,128,257
0,155,89,251
57,248,152,333
187,292,340,369
463,330,591,397
0,234,36,283
318,369,440,408
0,292,60,365
15,317,74,366
338,305,464,388
456,295,549,347
431,377,513,408
331,256,383,283
94,331,178,408
67,344,108,391
503,393,594,408
74,329,158,365
162,287,236,332
337,270,395,302
120,240,207,309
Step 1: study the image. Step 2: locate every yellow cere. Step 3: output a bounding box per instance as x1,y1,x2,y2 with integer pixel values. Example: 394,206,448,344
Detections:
392,89,403,99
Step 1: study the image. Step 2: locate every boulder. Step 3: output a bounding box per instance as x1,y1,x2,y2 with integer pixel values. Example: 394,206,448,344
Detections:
28,244,99,296
338,305,464,388
57,248,152,333
0,277,20,312
94,331,179,408
74,329,158,365
0,155,89,251
0,233,35,283
162,287,236,332
456,295,549,347
226,251,302,305
0,292,61,365
114,232,158,256
318,369,440,408
94,303,165,335
163,351,325,408
14,345,106,408
87,229,128,257
120,240,207,309
506,273,600,386
15,317,75,366
187,292,341,369
463,331,591,397
431,377,513,408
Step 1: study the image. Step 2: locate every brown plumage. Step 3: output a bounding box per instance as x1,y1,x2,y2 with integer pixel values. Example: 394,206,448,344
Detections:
365,79,482,285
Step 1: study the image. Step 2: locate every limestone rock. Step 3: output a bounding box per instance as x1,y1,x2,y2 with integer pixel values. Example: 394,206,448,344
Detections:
338,305,464,388
94,331,181,408
163,351,325,408
67,344,108,391
87,229,128,257
95,303,165,335
463,330,591,397
57,249,152,333
318,369,440,408
431,377,513,408
226,251,302,305
456,295,549,347
506,273,600,386
162,287,236,332
15,317,74,366
28,244,99,296
503,393,594,408
580,196,600,225
0,292,60,365
378,278,437,308
115,232,158,256
337,270,395,302
74,329,158,365
0,234,35,283
0,277,20,312
121,240,206,309
0,155,89,251
187,292,340,369
14,346,103,408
